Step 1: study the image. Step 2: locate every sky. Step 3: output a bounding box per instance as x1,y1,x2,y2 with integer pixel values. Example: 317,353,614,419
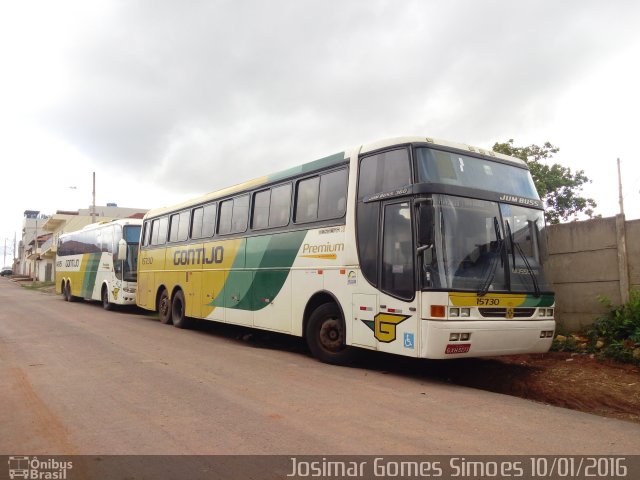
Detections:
2,0,640,262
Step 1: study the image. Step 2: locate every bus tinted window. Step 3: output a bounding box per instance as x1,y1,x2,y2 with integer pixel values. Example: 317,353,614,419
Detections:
169,214,181,242
191,207,204,238
232,195,249,233
295,176,320,223
202,203,216,237
359,149,411,199
151,217,168,245
269,183,291,227
218,196,248,235
169,210,189,242
252,189,271,230
101,225,114,253
142,221,151,246
318,168,348,220
218,199,233,235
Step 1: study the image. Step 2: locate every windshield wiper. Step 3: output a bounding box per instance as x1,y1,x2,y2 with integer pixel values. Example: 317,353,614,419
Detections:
478,217,504,296
505,220,541,297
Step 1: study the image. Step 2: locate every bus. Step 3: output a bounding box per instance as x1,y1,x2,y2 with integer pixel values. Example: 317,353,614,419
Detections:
137,136,555,364
56,219,142,310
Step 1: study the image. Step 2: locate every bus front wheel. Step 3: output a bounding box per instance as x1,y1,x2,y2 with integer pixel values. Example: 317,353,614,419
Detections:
102,286,113,311
305,302,353,365
158,289,172,324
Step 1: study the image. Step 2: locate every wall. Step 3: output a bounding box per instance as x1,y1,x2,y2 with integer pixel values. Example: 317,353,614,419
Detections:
545,215,639,331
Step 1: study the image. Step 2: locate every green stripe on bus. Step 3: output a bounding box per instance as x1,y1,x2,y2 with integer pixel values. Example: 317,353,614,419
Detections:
521,293,555,308
209,230,307,311
81,253,102,298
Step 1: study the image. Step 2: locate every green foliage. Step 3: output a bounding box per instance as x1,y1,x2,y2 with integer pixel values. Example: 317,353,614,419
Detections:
591,290,640,365
550,335,581,353
493,139,597,224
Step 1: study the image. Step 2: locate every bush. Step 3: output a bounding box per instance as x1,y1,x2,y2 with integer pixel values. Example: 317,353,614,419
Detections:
591,290,640,365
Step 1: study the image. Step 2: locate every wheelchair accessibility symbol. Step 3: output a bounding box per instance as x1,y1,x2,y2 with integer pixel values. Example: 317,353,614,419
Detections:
403,332,415,349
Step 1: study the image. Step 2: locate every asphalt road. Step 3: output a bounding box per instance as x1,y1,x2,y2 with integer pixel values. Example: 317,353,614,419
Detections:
1,278,638,455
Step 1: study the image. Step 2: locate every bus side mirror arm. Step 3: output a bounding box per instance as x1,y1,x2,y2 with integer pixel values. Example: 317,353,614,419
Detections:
117,239,127,261
417,244,432,253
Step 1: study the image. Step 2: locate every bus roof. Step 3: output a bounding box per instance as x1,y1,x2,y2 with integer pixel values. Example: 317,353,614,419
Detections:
61,218,143,236
359,136,526,166
144,136,526,219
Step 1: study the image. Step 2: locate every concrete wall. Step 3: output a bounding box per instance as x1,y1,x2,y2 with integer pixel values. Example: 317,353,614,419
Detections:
545,215,638,331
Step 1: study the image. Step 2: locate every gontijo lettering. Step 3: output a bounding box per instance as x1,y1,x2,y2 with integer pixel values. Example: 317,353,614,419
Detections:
173,246,224,265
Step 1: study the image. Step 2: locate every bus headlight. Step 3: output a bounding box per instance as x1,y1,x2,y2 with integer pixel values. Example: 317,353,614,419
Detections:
460,308,471,317
449,307,460,317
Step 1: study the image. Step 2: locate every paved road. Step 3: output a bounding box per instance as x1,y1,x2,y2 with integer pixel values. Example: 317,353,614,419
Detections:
0,279,638,455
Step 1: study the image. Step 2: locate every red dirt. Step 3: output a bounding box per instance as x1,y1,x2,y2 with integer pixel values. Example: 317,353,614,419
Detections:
439,352,640,423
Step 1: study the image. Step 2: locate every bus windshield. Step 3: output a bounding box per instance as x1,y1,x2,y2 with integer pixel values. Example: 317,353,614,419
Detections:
421,195,551,294
122,225,141,282
415,147,539,199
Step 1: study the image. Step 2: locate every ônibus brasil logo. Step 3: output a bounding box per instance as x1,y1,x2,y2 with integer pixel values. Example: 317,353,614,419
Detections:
8,456,73,480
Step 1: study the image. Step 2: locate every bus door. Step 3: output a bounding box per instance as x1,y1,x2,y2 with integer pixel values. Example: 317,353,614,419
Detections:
352,200,419,355
375,200,419,356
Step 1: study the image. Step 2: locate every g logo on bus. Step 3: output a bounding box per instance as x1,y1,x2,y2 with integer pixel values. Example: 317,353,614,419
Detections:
505,307,515,319
362,313,410,343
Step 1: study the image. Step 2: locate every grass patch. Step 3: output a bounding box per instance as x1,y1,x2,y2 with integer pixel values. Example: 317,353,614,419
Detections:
21,281,56,291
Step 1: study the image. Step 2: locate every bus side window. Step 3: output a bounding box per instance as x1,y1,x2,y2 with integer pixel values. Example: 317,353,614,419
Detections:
218,199,233,235
169,213,180,243
202,203,217,237
231,195,249,233
252,189,271,230
174,210,189,242
295,176,320,223
191,207,204,239
318,168,348,220
142,221,151,247
269,183,291,227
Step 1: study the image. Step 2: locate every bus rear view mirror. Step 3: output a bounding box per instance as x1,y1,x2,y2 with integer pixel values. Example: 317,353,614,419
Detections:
117,238,128,261
416,200,434,248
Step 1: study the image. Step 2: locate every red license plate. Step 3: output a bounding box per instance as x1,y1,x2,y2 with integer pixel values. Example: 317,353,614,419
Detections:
445,344,471,354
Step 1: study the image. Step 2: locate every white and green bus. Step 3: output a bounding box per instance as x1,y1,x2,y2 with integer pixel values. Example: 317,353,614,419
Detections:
137,136,555,364
56,219,142,309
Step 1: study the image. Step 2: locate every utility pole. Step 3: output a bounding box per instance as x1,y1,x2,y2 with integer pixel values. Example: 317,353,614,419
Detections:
92,171,96,223
617,157,624,216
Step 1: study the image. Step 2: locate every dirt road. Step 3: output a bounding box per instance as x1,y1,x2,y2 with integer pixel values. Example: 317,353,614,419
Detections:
0,279,638,455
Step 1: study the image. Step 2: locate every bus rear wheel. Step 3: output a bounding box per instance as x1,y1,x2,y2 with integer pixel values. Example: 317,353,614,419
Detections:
158,289,172,324
102,286,113,311
171,290,191,329
305,302,353,365
62,281,70,301
65,281,77,302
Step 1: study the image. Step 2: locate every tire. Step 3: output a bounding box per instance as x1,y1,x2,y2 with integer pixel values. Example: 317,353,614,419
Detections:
102,286,113,311
158,288,172,324
305,302,354,365
171,290,191,329
62,281,69,301
65,281,78,302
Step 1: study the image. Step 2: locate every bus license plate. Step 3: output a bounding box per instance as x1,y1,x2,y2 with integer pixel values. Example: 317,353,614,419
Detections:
445,344,471,354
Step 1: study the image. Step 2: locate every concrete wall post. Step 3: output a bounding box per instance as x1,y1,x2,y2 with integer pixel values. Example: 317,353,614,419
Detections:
615,214,630,304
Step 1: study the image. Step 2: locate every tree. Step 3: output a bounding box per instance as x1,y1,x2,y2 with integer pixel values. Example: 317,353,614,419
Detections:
493,139,597,224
